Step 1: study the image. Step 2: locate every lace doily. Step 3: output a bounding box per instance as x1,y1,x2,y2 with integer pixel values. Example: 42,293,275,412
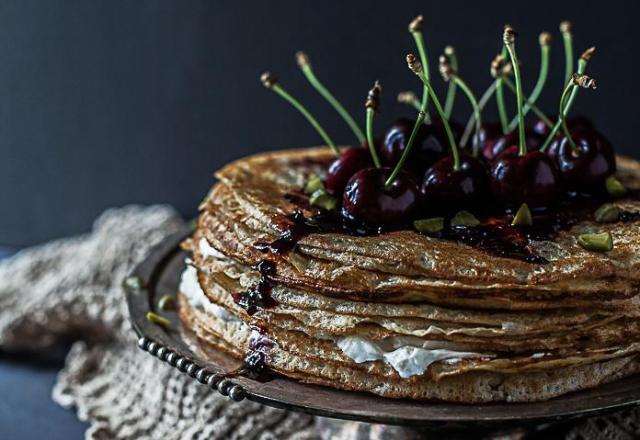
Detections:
0,205,637,439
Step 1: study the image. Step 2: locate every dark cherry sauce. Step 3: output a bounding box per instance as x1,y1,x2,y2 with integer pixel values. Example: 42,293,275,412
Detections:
231,260,278,315
620,210,640,222
213,326,276,382
255,191,640,264
242,325,276,379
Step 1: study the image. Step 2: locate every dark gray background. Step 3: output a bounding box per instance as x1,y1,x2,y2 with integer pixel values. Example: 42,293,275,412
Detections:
1,0,637,246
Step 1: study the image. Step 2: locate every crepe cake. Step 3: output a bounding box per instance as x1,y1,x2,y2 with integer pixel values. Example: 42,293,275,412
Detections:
167,19,640,402
175,148,640,403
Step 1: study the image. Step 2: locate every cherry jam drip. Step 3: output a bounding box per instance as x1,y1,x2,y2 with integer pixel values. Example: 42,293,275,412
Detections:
254,210,316,254
254,209,383,255
284,191,312,210
243,326,275,379
620,210,640,222
259,191,639,264
231,261,278,315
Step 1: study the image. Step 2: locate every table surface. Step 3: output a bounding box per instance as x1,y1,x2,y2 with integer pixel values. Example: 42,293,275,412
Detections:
0,248,87,439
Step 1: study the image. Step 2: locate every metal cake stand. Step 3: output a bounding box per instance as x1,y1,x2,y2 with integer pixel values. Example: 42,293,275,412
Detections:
124,226,640,435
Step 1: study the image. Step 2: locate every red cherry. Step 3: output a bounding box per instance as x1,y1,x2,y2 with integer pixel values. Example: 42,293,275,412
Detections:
483,128,544,162
472,122,503,153
547,128,616,192
490,146,561,210
531,116,594,138
380,117,462,173
342,167,420,226
421,154,489,213
325,147,372,195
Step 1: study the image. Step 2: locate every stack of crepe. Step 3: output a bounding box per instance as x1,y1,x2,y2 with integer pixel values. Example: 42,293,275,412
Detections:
179,147,640,402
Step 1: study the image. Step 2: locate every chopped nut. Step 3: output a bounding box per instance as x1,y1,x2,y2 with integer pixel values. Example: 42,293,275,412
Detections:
605,176,627,198
512,203,533,226
414,218,445,235
594,203,620,223
147,312,171,328
451,211,480,227
304,175,324,194
309,190,337,211
577,232,613,252
158,295,176,311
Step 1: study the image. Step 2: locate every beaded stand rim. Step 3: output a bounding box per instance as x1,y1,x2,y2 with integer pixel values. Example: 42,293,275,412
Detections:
136,335,246,402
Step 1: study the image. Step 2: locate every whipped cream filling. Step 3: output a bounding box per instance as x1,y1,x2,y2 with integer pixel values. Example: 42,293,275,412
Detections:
179,265,240,323
181,256,487,379
198,237,226,259
337,335,486,379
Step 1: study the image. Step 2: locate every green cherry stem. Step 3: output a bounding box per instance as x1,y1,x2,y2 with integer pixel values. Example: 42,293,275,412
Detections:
539,47,595,152
495,47,510,134
557,78,579,151
364,81,382,168
261,72,339,156
507,32,551,131
385,110,425,187
560,74,597,151
563,47,595,117
296,52,365,144
503,26,526,156
443,46,458,119
388,54,459,187
560,21,574,85
501,77,553,127
409,15,432,122
397,91,422,111
440,55,481,155
460,79,498,147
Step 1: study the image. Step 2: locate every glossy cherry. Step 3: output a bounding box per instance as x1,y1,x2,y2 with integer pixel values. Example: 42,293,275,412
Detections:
421,154,489,213
342,167,420,226
531,116,594,139
490,145,561,210
547,128,616,192
325,147,372,195
380,117,459,173
472,122,502,153
483,128,545,162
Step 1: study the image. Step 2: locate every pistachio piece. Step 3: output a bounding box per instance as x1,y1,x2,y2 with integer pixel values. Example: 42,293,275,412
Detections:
158,294,176,311
511,203,533,226
594,203,620,223
124,275,143,291
577,231,613,252
309,190,337,211
605,176,627,198
451,210,480,227
146,311,171,328
414,217,445,234
305,175,324,194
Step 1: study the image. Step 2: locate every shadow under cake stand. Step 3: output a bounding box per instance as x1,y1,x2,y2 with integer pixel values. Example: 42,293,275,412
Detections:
124,226,640,437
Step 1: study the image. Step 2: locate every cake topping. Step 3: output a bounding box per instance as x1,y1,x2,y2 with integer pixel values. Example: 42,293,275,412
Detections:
296,50,365,144
594,203,621,223
364,81,383,169
257,17,633,263
512,203,533,226
397,91,420,110
560,20,574,85
606,176,627,197
442,45,459,119
260,71,339,155
577,231,613,252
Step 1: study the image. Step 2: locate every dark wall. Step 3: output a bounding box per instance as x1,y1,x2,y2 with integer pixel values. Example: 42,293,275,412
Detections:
1,0,637,246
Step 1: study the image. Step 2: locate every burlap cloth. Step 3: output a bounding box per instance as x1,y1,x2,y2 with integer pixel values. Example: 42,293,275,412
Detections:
0,206,639,439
